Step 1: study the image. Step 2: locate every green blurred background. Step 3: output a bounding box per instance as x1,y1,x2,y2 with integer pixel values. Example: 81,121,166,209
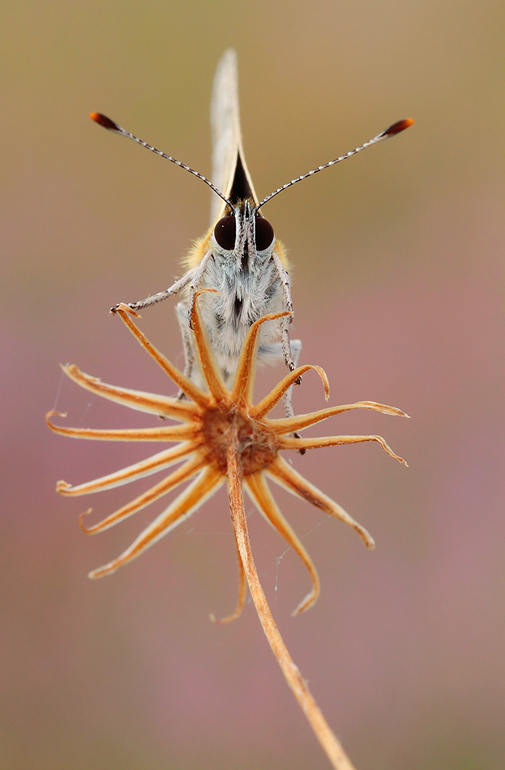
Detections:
2,2,504,768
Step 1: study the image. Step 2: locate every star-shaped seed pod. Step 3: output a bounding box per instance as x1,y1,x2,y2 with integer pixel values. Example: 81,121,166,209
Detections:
47,292,408,770
47,292,407,622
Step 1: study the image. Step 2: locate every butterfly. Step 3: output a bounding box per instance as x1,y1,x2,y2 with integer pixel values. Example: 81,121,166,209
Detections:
91,49,412,416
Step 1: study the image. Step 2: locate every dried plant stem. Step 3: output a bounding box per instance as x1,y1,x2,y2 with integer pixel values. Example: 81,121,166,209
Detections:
227,425,357,770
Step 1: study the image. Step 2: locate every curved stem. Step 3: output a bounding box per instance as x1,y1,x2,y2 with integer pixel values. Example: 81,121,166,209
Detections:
226,426,357,770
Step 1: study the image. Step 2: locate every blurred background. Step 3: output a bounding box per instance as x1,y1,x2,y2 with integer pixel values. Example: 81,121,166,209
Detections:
2,2,504,768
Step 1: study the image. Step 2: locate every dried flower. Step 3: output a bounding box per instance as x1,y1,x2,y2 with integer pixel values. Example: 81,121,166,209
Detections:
48,292,409,769
47,292,407,621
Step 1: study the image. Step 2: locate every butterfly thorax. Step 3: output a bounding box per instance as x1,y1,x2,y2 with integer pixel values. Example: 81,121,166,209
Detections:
183,200,289,383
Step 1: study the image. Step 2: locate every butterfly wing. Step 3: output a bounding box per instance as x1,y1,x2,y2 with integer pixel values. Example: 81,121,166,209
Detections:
210,49,258,224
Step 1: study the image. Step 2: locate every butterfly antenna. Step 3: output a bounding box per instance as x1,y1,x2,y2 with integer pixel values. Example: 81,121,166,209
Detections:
255,118,413,212
90,113,233,209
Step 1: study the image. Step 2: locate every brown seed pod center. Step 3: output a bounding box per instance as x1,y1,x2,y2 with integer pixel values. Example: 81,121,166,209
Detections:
200,406,279,476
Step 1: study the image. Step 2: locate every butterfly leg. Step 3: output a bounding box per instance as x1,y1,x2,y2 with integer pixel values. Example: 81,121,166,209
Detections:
174,300,197,399
273,254,300,383
272,252,294,313
110,268,196,314
280,320,300,374
185,250,215,329
281,338,302,418
259,338,302,438
280,338,305,452
174,253,214,398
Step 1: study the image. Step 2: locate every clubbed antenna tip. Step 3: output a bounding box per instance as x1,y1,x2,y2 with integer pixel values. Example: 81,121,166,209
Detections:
383,118,414,137
89,112,120,131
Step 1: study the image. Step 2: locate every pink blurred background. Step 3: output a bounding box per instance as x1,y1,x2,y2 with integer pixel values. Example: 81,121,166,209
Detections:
2,3,504,768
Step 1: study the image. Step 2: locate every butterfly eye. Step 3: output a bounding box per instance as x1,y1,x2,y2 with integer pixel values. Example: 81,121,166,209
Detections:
214,216,236,250
255,216,274,251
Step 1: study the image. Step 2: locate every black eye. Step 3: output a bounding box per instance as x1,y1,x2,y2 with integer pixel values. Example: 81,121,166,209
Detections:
255,216,274,251
214,215,236,250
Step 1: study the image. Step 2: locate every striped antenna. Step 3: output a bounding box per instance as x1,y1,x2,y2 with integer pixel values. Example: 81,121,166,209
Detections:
90,113,233,209
255,118,413,212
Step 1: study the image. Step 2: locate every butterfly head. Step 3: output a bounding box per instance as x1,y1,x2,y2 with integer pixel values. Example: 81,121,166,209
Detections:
212,199,275,268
